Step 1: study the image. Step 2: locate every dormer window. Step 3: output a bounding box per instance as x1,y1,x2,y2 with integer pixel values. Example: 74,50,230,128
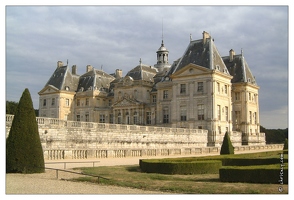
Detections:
248,78,251,83
65,86,70,91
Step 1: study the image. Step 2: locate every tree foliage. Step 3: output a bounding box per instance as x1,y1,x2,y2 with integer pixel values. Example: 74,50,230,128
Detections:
260,125,288,144
6,101,18,115
220,132,234,155
6,100,39,116
6,88,45,173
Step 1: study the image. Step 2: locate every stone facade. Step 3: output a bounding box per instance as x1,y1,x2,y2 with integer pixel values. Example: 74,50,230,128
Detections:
6,115,267,160
38,31,264,147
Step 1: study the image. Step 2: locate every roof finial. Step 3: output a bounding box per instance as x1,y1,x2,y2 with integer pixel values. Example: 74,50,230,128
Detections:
67,59,68,66
162,18,164,41
161,18,165,47
139,58,142,66
241,48,244,56
190,33,192,41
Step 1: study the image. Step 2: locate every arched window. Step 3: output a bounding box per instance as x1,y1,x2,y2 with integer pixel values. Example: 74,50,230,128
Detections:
117,112,122,124
133,111,138,124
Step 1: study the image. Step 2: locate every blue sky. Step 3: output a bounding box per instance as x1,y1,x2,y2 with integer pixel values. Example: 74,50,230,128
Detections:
4,3,290,129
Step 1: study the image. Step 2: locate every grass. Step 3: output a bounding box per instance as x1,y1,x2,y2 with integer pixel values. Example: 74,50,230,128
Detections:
69,150,288,194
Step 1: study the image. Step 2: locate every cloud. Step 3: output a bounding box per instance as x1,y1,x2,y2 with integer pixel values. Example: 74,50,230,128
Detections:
5,5,289,129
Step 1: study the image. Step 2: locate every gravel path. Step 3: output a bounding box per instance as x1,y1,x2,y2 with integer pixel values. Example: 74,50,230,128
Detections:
5,148,282,194
6,170,167,194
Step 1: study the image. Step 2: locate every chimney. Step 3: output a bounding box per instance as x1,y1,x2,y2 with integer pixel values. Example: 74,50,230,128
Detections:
115,69,122,78
86,65,93,72
202,31,210,45
72,65,77,75
57,61,63,68
229,49,235,62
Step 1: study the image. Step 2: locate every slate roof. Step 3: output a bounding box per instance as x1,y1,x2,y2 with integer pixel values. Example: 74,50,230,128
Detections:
44,65,79,92
125,64,157,82
169,38,229,75
77,69,115,92
223,54,257,85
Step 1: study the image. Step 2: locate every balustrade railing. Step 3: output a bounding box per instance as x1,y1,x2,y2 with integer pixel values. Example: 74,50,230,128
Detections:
6,115,208,135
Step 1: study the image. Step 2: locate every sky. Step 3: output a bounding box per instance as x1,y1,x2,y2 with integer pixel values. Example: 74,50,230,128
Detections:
4,3,290,129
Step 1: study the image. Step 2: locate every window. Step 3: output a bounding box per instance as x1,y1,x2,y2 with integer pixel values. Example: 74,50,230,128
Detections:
254,112,257,124
126,112,130,124
180,84,186,94
224,85,228,94
109,114,114,123
249,93,251,101
51,111,55,118
99,114,105,123
197,104,204,120
85,113,89,122
76,115,80,121
225,106,228,121
254,94,257,103
66,98,69,106
85,98,89,106
163,90,168,99
146,112,151,124
133,111,138,124
249,111,252,124
235,111,241,124
163,109,169,123
197,82,203,92
134,90,138,99
198,126,202,129
51,98,55,106
152,95,156,103
108,100,112,106
77,99,80,106
218,126,221,134
180,106,187,121
217,105,221,120
217,82,220,93
117,113,122,124
43,99,47,107
235,92,240,101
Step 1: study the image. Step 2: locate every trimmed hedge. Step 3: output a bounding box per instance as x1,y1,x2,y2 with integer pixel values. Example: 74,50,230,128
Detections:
219,164,288,184
220,132,234,155
6,88,45,173
140,159,222,174
222,157,288,166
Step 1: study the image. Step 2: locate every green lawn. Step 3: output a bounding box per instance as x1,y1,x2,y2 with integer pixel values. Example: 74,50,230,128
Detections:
70,150,288,194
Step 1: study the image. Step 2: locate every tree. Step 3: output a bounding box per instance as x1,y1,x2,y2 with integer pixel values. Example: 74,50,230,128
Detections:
260,125,287,144
220,132,234,155
6,100,39,116
6,88,45,173
6,101,18,115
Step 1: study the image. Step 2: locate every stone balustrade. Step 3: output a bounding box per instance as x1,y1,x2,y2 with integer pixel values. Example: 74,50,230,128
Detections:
5,114,270,160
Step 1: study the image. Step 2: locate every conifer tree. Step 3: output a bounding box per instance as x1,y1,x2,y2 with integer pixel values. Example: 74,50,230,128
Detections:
220,132,234,155
6,88,45,173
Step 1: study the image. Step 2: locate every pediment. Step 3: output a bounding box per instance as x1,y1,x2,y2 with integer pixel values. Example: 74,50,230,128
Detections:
170,64,211,78
113,97,140,107
38,85,60,95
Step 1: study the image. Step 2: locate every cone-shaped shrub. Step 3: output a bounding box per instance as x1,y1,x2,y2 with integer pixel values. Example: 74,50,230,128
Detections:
220,132,234,155
6,88,45,173
283,138,288,150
